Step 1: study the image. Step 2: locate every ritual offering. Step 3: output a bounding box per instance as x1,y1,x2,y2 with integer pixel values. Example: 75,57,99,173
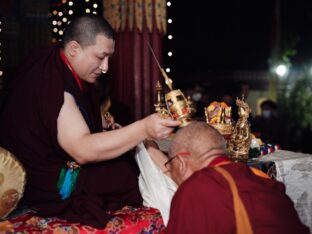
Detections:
154,80,171,119
150,44,192,127
249,134,281,158
164,89,191,127
227,97,252,162
205,101,233,137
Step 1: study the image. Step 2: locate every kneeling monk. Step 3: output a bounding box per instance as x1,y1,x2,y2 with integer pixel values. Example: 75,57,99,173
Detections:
148,121,309,234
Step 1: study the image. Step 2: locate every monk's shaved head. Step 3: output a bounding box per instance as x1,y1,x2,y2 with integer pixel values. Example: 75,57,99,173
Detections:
169,121,227,159
62,14,114,48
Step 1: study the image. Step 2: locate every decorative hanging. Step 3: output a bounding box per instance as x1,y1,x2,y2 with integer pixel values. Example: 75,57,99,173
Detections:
121,0,127,31
128,0,134,31
57,161,80,200
135,0,143,32
155,0,166,33
103,0,166,33
145,0,153,32
103,0,122,31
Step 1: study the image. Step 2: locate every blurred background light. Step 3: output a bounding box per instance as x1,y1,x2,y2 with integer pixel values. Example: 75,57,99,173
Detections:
275,64,288,77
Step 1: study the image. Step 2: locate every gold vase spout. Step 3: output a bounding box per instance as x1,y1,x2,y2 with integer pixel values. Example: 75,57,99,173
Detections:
165,89,191,127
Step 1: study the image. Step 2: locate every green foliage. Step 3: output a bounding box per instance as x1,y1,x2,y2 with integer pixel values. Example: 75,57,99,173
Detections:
278,68,312,135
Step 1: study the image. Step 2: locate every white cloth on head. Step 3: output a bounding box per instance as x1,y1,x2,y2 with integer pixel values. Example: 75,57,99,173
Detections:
135,143,177,225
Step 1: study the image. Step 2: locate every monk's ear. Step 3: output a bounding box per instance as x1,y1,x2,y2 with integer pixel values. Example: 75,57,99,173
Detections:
66,41,81,57
176,156,196,183
176,156,187,176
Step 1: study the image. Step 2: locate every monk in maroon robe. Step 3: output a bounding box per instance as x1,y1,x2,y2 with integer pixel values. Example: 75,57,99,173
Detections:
0,15,180,228
149,122,309,234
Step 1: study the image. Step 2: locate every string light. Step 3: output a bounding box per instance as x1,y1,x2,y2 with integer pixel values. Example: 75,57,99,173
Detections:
50,0,77,42
0,19,3,95
0,20,3,79
50,0,100,42
165,1,173,74
81,0,98,15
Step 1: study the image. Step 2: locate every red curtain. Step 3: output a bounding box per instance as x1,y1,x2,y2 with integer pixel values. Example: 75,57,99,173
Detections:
104,0,166,120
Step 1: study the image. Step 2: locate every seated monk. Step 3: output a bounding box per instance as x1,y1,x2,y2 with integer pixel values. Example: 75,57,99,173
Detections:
0,14,180,229
147,121,309,234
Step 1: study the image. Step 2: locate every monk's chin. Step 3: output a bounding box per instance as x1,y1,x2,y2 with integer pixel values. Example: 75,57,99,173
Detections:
86,76,98,84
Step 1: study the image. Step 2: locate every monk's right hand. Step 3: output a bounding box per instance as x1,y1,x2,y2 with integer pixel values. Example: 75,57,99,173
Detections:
143,113,180,140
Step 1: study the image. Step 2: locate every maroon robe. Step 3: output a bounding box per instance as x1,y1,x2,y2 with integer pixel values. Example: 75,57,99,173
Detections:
0,45,142,228
166,160,309,234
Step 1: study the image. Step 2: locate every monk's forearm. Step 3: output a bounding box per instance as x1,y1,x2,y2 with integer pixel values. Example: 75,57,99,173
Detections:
74,119,148,164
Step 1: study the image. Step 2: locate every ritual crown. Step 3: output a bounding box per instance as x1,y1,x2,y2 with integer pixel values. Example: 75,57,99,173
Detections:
205,101,233,136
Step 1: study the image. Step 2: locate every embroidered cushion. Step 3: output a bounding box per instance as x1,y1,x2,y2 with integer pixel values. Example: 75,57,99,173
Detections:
0,147,26,219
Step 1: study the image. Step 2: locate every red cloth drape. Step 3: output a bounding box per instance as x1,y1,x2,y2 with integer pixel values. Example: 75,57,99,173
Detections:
105,5,164,120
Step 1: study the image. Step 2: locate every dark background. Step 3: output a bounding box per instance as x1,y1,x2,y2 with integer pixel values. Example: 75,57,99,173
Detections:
2,0,312,77
1,0,312,152
164,0,312,84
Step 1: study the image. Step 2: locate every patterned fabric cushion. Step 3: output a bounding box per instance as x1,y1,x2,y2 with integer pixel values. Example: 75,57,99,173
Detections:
0,147,26,219
5,206,165,233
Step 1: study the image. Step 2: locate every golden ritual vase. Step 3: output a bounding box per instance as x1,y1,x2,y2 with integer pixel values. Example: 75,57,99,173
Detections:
165,89,192,127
